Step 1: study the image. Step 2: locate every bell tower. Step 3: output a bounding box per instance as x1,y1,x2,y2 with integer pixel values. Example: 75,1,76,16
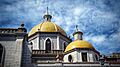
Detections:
73,25,83,40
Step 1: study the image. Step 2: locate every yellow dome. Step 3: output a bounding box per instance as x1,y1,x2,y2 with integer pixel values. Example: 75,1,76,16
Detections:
65,40,95,52
28,21,66,36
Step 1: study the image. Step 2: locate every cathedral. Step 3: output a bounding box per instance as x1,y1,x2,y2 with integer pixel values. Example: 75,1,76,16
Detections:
0,8,120,67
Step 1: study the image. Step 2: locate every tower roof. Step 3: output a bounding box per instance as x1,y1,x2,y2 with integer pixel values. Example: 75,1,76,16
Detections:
28,21,67,36
65,40,95,52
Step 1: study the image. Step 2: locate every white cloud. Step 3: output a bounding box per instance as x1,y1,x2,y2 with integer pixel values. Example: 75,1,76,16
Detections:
73,7,83,16
91,35,106,43
84,34,106,43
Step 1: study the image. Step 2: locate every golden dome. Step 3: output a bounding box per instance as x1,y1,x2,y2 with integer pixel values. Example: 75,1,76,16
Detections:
28,21,66,36
65,40,95,52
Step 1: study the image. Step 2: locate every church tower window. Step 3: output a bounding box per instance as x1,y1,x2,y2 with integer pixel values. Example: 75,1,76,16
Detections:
82,52,87,62
45,38,51,53
95,54,98,61
64,42,66,51
68,55,73,62
0,44,4,66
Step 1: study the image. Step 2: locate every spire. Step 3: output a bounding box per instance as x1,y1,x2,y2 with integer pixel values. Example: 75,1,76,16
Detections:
20,22,24,28
43,7,52,21
47,7,49,14
18,22,27,33
73,25,83,40
75,25,78,32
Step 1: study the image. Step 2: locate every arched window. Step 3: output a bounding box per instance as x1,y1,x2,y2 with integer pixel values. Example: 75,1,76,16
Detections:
64,42,66,51
30,42,33,49
45,38,51,53
68,55,73,62
95,54,98,61
82,52,87,62
0,44,4,66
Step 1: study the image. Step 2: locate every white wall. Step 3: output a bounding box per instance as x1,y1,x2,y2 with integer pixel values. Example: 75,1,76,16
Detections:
64,50,99,62
32,37,39,50
64,51,78,62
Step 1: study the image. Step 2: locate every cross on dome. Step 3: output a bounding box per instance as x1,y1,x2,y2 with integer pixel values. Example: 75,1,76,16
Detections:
43,7,52,21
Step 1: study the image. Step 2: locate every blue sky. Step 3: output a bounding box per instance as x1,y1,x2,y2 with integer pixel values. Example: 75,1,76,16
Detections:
0,0,120,55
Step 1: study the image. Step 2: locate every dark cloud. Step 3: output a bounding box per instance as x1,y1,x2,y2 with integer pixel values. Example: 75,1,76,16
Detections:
0,0,20,7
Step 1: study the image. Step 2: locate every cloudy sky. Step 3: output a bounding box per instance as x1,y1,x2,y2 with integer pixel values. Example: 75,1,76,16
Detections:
0,0,120,55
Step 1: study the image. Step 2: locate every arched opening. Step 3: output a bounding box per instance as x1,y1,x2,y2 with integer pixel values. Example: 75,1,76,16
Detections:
0,44,4,66
68,55,73,62
64,42,66,51
45,38,51,53
95,54,98,61
82,52,87,62
30,42,33,49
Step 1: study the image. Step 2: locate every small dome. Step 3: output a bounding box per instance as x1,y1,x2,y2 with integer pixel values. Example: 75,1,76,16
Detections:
28,21,66,36
65,40,95,52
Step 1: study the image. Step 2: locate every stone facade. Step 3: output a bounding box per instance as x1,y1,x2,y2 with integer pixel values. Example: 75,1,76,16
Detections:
0,33,26,67
0,25,29,67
